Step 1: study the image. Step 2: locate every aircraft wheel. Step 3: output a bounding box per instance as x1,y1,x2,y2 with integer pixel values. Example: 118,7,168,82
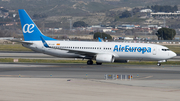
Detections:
96,62,102,65
157,63,161,66
87,60,93,65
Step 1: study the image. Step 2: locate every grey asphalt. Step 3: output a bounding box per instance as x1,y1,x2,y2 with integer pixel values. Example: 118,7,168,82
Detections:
1,52,180,90
0,63,180,80
1,57,180,101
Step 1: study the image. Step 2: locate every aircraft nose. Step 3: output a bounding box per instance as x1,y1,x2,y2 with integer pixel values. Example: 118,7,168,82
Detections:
170,51,177,58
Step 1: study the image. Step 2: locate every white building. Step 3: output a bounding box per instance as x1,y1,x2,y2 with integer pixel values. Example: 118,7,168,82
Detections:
91,25,101,28
140,9,152,13
151,12,180,17
102,29,112,32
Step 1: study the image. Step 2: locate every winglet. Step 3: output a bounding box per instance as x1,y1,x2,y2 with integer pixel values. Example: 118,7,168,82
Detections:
40,36,49,48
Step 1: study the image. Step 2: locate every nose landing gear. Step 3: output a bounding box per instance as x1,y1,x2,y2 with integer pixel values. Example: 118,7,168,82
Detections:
157,63,161,66
157,60,166,66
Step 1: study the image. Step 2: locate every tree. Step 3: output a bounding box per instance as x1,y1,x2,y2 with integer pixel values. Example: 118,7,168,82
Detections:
119,10,132,18
156,28,176,40
0,8,8,12
73,21,88,27
132,8,140,15
173,5,178,11
150,5,178,13
93,32,112,39
147,6,150,9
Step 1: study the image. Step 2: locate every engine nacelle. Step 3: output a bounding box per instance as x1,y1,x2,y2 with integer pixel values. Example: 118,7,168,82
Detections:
96,54,114,63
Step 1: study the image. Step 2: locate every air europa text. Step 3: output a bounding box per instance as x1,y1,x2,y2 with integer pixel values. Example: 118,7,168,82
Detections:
113,45,151,54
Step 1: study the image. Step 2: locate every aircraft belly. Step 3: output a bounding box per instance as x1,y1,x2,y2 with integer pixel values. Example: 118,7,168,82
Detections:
116,52,152,60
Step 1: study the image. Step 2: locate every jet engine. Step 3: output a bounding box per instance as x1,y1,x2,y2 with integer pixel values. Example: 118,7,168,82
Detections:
96,54,114,63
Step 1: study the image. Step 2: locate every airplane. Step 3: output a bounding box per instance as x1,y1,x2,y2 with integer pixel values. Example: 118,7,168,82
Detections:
18,9,177,66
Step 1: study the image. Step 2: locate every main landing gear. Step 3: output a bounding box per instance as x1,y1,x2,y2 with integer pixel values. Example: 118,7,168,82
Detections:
157,63,161,66
96,62,102,65
87,60,102,65
87,60,93,65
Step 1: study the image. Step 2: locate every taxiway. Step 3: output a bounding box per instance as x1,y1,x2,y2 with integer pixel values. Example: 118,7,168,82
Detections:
0,52,180,101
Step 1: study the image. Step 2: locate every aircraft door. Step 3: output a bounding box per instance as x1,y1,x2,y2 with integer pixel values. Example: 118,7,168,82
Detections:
152,47,157,55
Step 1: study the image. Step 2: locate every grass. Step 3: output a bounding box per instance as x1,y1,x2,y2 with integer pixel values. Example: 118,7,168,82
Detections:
0,58,14,62
0,44,31,51
0,58,179,65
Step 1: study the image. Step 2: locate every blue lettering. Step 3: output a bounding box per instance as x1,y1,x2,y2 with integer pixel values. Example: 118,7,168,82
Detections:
113,45,151,54
125,45,129,52
147,47,151,53
142,47,146,54
134,47,137,52
129,47,133,52
113,45,118,52
121,47,124,52
137,47,141,52
119,45,121,52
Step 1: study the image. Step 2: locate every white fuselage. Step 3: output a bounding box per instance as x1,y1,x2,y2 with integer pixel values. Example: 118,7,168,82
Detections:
22,41,177,61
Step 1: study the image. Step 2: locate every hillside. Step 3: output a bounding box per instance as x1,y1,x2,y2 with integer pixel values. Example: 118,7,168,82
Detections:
0,0,180,28
1,0,180,16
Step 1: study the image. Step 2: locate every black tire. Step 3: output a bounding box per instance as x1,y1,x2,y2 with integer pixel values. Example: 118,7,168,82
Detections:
96,62,102,65
157,63,161,66
87,60,93,65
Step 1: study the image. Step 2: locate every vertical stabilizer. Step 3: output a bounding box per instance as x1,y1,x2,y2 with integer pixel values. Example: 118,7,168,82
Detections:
18,9,56,41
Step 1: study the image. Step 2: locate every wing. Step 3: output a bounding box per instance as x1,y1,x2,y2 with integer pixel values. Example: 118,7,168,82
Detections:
58,48,98,56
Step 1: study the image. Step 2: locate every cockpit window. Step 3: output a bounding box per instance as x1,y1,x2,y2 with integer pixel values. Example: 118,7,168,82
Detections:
162,49,170,51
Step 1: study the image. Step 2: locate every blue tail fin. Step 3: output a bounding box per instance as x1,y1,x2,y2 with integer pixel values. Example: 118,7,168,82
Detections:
18,9,56,41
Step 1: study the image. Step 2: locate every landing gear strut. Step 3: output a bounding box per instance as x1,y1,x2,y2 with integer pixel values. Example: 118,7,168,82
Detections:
87,60,93,65
157,63,161,66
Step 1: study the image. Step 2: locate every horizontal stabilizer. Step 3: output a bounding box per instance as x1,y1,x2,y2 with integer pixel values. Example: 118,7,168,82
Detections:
7,39,33,44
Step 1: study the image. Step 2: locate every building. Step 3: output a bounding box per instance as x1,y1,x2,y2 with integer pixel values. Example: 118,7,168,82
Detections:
140,9,152,13
151,12,180,18
118,24,135,29
102,29,112,32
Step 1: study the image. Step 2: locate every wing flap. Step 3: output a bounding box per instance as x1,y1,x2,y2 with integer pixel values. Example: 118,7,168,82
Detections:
58,48,97,56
